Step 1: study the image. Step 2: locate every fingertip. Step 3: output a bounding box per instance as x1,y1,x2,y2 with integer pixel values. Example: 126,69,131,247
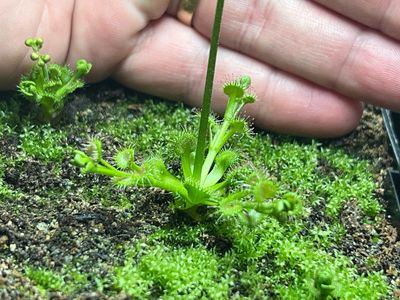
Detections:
330,98,364,137
251,91,364,138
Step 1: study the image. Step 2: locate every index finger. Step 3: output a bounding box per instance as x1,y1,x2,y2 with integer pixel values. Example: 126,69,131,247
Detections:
313,0,400,40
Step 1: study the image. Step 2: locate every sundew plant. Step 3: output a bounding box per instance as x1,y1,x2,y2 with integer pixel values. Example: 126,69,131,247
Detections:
18,38,92,122
73,0,301,223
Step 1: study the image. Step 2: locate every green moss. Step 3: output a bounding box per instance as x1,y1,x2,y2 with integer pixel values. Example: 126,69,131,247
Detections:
111,216,388,299
25,266,89,297
214,217,387,299
236,135,382,219
0,89,391,298
0,155,23,201
0,111,15,138
19,124,71,162
0,94,20,137
319,148,381,217
25,267,68,296
113,244,233,299
96,99,197,160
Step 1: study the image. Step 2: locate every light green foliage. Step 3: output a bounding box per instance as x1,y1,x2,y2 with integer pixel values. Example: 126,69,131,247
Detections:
25,267,67,296
111,216,388,300
73,76,301,222
0,155,22,200
0,94,389,298
25,266,89,297
272,238,387,299
0,110,15,138
18,38,91,122
213,217,388,299
114,244,233,299
20,124,70,162
0,101,21,200
237,136,382,219
319,148,381,217
96,99,197,158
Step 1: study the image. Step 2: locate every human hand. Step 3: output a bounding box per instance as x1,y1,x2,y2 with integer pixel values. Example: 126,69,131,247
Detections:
1,0,399,137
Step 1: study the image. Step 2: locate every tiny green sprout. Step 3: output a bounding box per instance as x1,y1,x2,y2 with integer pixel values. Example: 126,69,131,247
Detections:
18,37,92,123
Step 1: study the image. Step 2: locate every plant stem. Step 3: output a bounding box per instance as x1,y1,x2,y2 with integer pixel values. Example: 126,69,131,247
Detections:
200,121,229,184
192,0,225,182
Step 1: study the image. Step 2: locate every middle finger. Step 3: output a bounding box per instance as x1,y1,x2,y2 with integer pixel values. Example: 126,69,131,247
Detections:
194,0,400,110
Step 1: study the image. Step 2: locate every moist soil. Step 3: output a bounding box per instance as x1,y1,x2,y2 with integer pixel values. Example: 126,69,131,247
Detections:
0,81,400,299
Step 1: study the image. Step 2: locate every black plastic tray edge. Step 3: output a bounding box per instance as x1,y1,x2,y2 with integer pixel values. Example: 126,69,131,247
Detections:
381,109,400,226
382,109,400,167
387,170,400,227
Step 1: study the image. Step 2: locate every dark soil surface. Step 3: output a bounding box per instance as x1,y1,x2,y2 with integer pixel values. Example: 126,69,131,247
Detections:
0,81,400,299
324,107,400,296
325,107,400,298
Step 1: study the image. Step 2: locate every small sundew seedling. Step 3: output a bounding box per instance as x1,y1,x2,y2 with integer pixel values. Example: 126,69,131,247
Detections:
73,0,301,223
18,38,92,122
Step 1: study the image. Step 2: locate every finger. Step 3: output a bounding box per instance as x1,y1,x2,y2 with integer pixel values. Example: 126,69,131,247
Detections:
112,17,362,137
193,0,400,111
313,0,400,40
0,0,74,89
65,0,166,82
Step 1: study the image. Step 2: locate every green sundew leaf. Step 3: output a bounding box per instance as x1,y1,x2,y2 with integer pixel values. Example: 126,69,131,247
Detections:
267,194,302,222
143,158,187,196
241,93,256,104
239,75,251,90
48,64,63,79
253,180,277,202
223,81,245,98
228,119,246,134
282,192,301,211
82,161,96,173
55,77,85,99
184,183,214,207
219,191,248,216
240,209,262,226
175,132,196,179
274,200,287,213
18,80,37,98
144,157,171,178
115,148,135,170
219,201,243,216
175,132,197,155
114,174,151,187
203,150,238,187
72,150,92,167
314,271,335,299
75,59,92,77
206,180,228,194
86,139,102,161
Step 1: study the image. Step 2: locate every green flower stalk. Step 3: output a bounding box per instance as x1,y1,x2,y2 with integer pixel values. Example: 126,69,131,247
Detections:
18,38,92,122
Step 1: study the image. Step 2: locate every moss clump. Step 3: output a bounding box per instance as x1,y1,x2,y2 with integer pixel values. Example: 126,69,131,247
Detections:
19,124,71,162
114,244,232,299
